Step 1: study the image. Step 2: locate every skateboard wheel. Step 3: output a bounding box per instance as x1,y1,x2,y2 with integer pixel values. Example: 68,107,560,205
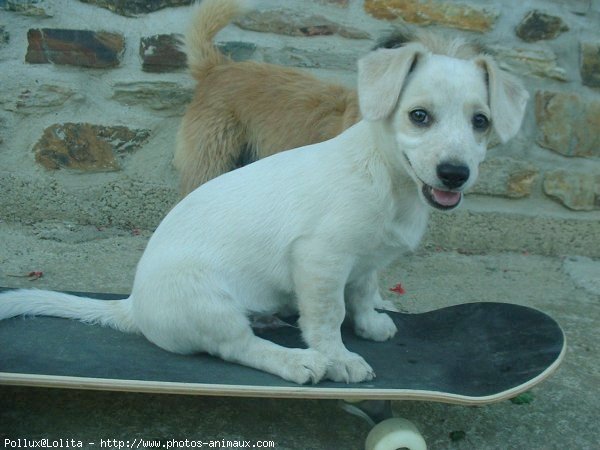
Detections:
365,418,427,450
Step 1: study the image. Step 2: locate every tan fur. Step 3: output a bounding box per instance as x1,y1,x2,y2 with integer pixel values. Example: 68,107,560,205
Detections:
411,30,483,60
174,0,522,197
174,0,359,197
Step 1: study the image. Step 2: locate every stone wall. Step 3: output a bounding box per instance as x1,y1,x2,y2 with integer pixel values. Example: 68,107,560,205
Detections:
0,0,599,256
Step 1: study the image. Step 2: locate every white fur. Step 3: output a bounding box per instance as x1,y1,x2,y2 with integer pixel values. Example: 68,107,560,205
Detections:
0,44,528,384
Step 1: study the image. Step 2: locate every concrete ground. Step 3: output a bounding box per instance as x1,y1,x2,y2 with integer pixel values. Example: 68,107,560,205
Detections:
0,220,599,449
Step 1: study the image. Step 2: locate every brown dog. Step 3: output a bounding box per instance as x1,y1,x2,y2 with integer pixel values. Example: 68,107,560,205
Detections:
174,0,360,197
174,0,476,197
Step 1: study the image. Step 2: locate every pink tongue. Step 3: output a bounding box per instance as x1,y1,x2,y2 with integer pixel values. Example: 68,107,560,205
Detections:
431,188,461,206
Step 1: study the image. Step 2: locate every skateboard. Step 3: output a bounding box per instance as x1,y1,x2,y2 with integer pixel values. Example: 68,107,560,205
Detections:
0,288,565,450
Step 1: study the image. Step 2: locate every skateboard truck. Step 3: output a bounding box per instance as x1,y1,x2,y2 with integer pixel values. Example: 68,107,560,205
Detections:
340,399,427,450
340,399,393,427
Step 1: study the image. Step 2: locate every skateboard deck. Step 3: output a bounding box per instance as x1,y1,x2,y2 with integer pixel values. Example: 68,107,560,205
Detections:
0,288,565,405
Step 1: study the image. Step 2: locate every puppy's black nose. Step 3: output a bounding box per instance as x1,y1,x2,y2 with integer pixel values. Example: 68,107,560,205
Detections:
437,162,470,189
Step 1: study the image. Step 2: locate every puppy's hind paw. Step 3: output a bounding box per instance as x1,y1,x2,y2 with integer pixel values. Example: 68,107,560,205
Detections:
354,311,397,342
374,298,399,312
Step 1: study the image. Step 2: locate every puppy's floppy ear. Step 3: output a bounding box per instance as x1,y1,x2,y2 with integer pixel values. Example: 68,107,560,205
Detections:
357,44,426,121
476,56,529,143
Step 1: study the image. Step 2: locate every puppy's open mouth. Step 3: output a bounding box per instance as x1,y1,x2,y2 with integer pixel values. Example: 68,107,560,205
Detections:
403,153,463,211
422,185,462,211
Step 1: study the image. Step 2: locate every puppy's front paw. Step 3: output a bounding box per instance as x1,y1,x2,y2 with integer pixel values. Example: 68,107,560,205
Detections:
354,311,397,342
280,349,329,385
326,351,375,383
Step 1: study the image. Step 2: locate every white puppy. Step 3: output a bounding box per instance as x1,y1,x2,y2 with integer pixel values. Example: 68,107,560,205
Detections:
0,39,528,384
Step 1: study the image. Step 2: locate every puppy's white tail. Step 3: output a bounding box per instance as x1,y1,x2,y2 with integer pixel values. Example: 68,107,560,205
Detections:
0,289,139,334
183,0,253,79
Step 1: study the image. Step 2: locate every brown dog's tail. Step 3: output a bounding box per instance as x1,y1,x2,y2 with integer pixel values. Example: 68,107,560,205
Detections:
183,0,251,79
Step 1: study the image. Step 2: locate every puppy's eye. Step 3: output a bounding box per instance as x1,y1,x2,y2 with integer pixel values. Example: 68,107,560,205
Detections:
409,109,431,126
472,113,490,131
